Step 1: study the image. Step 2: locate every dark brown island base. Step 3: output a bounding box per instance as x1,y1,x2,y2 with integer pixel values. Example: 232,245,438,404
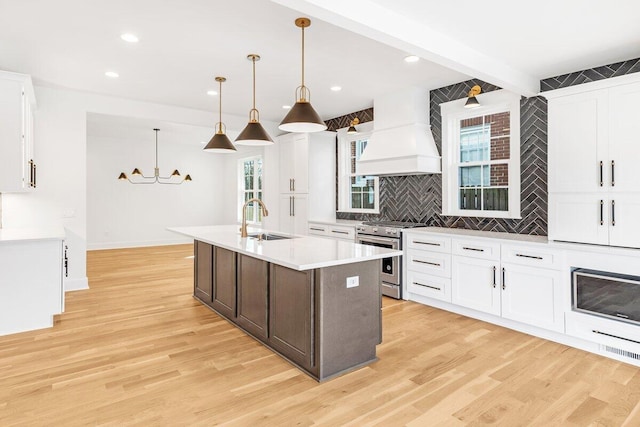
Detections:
193,240,383,381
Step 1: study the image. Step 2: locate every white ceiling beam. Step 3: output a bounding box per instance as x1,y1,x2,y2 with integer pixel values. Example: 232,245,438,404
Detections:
270,0,540,97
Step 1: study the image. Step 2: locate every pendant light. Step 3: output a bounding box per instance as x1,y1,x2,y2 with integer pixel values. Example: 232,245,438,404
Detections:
279,17,327,133
236,54,273,145
118,128,192,184
204,76,236,153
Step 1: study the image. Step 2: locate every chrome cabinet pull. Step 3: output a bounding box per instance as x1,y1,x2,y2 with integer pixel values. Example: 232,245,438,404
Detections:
292,196,295,216
599,161,603,187
502,267,506,290
33,163,36,188
412,281,441,291
292,178,295,192
492,266,496,288
413,241,441,246
309,227,324,232
600,200,604,226
515,253,543,260
414,259,441,267
289,196,293,216
611,160,615,187
463,246,484,252
611,200,615,226
331,230,349,235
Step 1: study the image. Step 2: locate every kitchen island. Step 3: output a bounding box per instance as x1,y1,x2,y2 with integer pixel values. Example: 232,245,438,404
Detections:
169,225,402,381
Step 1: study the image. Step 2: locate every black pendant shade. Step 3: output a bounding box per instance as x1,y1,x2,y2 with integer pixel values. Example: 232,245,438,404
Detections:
236,121,274,145
279,100,327,133
464,96,480,108
204,132,236,152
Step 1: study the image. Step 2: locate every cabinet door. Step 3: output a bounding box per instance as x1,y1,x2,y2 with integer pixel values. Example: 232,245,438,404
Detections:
0,79,25,192
548,193,609,245
548,90,608,193
292,194,308,235
269,264,314,371
194,241,213,304
609,82,640,193
211,247,236,320
451,256,500,315
608,194,640,248
236,254,269,340
278,133,308,193
501,263,564,332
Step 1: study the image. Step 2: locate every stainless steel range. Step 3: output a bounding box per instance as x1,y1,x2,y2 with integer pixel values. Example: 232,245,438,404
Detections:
356,221,422,299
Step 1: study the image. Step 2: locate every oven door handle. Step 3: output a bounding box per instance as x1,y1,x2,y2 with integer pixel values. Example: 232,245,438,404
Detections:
357,235,400,248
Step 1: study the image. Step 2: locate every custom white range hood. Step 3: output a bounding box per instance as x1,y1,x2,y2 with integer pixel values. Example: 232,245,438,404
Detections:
358,87,441,176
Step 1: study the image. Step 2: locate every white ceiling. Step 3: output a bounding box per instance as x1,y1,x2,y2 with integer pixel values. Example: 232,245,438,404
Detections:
2,0,639,124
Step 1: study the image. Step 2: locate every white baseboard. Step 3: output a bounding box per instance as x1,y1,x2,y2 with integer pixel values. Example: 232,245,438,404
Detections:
64,277,89,291
87,238,193,251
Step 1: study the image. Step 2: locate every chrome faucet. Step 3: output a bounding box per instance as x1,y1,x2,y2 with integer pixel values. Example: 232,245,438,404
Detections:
240,198,269,238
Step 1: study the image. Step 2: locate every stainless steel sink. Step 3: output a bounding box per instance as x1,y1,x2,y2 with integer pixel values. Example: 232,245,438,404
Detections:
247,232,292,241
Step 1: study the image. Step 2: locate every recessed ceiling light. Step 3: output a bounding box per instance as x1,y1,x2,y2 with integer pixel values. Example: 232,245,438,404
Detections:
330,86,342,92
105,71,119,78
404,55,420,63
206,90,218,96
120,33,139,43
282,105,291,109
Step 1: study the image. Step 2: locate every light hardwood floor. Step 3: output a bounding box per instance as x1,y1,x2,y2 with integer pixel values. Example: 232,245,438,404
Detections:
1,244,640,426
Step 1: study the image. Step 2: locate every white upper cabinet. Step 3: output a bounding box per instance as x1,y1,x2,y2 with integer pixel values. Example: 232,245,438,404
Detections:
278,132,309,194
0,70,37,192
546,75,640,248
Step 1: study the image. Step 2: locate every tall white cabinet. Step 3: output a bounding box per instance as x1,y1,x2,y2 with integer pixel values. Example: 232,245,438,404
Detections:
0,70,37,192
547,75,640,248
276,131,336,235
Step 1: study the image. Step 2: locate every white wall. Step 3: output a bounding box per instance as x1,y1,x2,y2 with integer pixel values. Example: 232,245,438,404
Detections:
86,122,226,249
1,86,281,291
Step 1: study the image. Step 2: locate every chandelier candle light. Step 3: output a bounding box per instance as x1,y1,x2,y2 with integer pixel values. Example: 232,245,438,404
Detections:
118,128,192,184
204,76,237,152
235,54,273,145
279,17,327,133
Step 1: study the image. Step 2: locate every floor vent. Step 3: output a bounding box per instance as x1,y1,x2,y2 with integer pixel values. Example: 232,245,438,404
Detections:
603,345,640,361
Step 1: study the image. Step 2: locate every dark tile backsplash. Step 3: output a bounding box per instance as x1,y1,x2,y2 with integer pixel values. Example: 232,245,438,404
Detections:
330,57,640,236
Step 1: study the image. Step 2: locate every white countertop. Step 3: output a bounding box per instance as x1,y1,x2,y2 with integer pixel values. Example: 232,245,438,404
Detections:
0,227,66,243
406,226,549,244
168,225,401,271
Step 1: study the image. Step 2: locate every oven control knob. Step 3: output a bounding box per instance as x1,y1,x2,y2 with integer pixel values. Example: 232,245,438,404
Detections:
385,265,392,271
372,227,378,232
387,229,397,234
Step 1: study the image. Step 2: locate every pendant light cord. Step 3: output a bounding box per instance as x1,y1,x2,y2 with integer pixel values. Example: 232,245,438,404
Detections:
252,56,256,110
301,24,305,88
155,129,159,169
218,79,223,134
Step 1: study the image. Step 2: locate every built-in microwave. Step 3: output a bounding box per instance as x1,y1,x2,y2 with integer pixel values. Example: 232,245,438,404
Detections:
573,268,640,325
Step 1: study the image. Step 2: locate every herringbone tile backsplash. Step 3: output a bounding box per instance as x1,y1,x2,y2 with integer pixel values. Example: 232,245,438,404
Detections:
335,79,549,236
541,57,640,91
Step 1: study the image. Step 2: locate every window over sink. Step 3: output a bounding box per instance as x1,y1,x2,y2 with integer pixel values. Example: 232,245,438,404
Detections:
238,155,263,224
337,122,379,213
441,90,521,219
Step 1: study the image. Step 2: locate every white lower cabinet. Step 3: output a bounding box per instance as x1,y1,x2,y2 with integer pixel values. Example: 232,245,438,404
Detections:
405,231,565,334
307,221,355,242
452,256,500,315
501,263,563,332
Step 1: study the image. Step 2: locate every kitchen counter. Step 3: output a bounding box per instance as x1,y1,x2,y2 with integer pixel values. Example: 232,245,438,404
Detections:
168,225,401,270
0,227,65,243
409,226,549,244
170,224,399,381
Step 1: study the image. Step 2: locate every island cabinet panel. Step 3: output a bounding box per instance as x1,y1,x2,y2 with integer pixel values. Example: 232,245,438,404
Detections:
194,241,213,304
211,247,237,320
269,264,315,373
315,260,380,380
237,254,269,341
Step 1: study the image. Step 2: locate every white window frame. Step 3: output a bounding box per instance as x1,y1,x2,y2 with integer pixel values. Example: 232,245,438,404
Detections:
441,90,521,219
337,121,380,213
237,155,263,224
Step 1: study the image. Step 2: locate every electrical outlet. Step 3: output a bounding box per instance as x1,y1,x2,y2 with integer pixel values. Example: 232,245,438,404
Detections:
346,276,359,288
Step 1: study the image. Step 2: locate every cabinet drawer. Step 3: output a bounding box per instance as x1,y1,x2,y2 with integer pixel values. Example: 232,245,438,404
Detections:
308,223,328,236
406,251,451,278
502,244,562,270
328,225,355,241
407,271,451,302
452,238,500,260
406,234,451,254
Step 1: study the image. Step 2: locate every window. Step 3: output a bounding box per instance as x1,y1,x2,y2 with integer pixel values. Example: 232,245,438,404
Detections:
441,90,521,218
238,156,263,224
337,123,379,213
